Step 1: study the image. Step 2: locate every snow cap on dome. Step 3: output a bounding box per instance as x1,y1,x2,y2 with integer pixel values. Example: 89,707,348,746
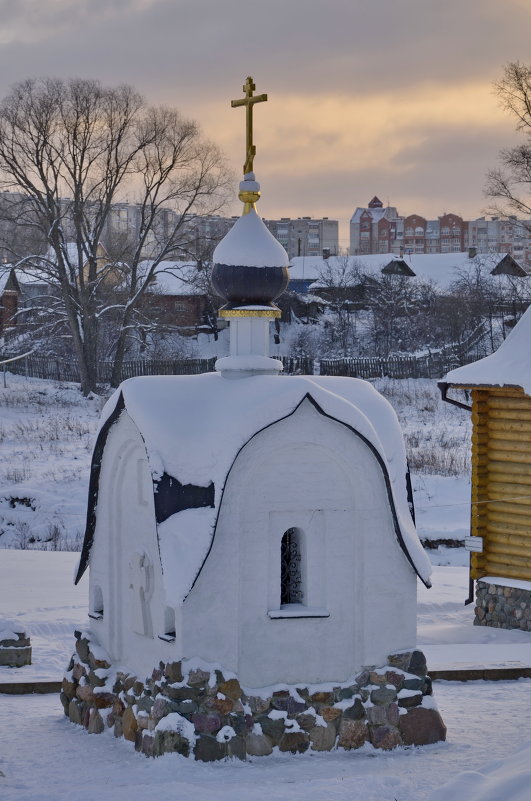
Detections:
213,207,289,269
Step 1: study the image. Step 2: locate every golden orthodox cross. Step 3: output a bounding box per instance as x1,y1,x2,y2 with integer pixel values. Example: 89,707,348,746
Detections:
231,76,267,176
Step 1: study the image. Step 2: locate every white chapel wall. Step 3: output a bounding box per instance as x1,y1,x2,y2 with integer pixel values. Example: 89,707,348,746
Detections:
182,398,417,688
88,412,179,678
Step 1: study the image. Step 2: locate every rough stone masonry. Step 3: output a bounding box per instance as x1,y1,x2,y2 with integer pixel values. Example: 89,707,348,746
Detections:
475,580,531,631
60,631,446,760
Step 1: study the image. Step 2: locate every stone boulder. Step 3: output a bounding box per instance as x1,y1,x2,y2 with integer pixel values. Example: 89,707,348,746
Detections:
399,706,447,746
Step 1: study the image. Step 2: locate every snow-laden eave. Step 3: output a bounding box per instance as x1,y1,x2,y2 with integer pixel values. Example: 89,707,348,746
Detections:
186,391,431,598
441,303,531,395
75,390,214,587
75,392,126,585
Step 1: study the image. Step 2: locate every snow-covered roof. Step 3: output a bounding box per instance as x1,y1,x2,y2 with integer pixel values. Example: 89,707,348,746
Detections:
143,261,203,296
290,253,523,291
380,253,471,288
76,373,432,597
350,207,399,224
0,267,21,294
43,242,109,265
213,209,289,268
444,303,531,394
0,272,12,294
13,268,53,286
289,256,327,282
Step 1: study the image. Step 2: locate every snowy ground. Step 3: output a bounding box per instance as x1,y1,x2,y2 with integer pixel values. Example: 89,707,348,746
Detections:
0,373,472,558
0,370,528,801
2,683,531,801
0,375,102,550
0,551,87,681
1,552,531,801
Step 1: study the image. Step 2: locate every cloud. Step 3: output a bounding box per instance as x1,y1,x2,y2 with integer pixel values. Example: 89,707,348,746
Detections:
0,0,529,96
0,0,526,230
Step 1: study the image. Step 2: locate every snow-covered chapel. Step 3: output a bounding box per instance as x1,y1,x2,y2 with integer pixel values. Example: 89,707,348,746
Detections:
62,77,446,759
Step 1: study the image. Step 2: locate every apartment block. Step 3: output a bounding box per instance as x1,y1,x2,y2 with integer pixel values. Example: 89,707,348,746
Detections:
350,197,402,255
467,216,531,265
265,217,339,259
350,196,531,266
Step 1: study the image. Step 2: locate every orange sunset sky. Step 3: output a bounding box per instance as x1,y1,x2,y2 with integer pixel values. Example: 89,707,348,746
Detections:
0,0,530,248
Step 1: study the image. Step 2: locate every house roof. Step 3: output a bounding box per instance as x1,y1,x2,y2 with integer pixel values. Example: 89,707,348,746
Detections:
444,302,531,394
381,259,416,277
43,242,109,265
490,253,528,277
350,207,399,224
0,268,20,295
76,373,432,598
142,261,203,296
289,252,526,292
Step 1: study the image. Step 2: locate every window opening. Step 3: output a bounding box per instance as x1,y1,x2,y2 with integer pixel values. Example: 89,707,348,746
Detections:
89,585,104,619
281,527,303,605
159,606,176,642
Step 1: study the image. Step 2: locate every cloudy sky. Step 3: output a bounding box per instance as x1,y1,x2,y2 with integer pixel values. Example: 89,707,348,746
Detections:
0,0,529,248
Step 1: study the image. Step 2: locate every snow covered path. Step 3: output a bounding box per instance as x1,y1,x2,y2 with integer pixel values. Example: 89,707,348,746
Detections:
1,681,531,801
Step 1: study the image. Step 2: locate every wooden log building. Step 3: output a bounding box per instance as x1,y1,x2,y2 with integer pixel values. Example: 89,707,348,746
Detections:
440,306,531,630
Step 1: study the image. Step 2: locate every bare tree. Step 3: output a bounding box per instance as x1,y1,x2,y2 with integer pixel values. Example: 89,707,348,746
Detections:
313,255,365,354
448,256,531,358
486,62,531,228
0,78,231,393
365,272,444,355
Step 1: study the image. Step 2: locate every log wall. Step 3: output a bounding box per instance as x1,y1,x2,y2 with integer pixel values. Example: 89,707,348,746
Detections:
470,387,531,582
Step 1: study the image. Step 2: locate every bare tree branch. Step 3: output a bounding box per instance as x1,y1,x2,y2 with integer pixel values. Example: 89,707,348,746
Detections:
0,77,233,393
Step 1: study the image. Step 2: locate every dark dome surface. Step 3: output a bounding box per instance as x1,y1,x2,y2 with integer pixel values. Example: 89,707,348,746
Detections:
211,207,289,310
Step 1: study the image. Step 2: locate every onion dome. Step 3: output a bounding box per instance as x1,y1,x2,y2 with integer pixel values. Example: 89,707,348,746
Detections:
211,174,289,319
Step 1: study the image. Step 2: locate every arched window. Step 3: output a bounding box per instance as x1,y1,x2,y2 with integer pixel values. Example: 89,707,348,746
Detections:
281,528,304,606
89,585,104,619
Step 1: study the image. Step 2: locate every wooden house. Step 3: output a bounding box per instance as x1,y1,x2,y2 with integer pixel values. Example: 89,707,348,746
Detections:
440,304,531,630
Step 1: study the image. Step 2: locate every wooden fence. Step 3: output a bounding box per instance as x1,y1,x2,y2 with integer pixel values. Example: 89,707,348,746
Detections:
280,356,315,375
1,354,315,383
320,323,488,380
3,354,218,383
319,354,453,380
98,358,217,382
1,330,486,384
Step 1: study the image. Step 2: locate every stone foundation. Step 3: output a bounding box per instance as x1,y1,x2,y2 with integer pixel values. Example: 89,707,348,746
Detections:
475,580,531,631
61,632,446,760
0,624,31,667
